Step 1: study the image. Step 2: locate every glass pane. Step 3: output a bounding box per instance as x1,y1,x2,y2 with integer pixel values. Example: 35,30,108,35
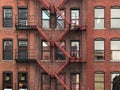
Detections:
95,83,104,90
42,41,50,60
71,41,80,57
42,10,50,19
95,40,104,50
4,9,12,18
111,51,120,61
111,73,120,90
18,8,28,19
56,20,64,29
111,9,120,18
71,10,79,19
95,19,104,29
95,73,104,81
56,41,66,60
19,41,28,46
95,9,104,18
3,19,12,27
57,10,65,19
3,40,13,60
42,20,50,28
94,50,104,60
18,20,28,26
71,20,79,26
111,19,120,28
111,41,120,50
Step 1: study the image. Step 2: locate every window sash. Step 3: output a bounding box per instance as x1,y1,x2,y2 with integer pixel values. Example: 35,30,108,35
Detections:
3,40,13,60
94,7,105,29
94,73,104,90
3,8,13,27
70,9,80,27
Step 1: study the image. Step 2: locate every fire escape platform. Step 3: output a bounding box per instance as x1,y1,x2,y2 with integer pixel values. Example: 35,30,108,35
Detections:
15,25,37,30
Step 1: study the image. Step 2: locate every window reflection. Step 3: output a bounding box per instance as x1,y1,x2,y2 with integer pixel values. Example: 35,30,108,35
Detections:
94,7,105,29
94,39,104,60
111,6,120,28
111,39,120,61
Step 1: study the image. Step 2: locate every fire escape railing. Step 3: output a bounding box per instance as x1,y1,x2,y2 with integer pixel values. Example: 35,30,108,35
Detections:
34,0,87,90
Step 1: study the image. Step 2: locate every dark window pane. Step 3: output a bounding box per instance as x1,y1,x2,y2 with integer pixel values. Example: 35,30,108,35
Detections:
3,40,13,60
3,72,13,89
18,8,28,26
3,7,13,27
42,41,50,60
18,40,28,60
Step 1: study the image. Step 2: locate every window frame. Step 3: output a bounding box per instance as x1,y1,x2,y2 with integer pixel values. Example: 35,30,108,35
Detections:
94,72,105,90
70,8,80,28
3,39,13,60
18,39,28,60
94,38,105,61
18,7,28,26
94,6,105,29
3,6,13,28
41,73,51,90
55,73,66,90
70,40,80,58
56,9,65,29
70,73,80,90
110,6,120,29
18,72,28,90
110,38,120,61
2,72,13,90
41,9,50,29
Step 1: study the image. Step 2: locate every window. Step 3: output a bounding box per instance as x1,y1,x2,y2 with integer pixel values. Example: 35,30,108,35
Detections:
56,41,66,60
94,39,105,60
56,10,65,29
70,9,80,28
70,73,80,90
111,39,120,61
111,6,120,28
70,40,80,58
94,72,104,90
41,73,51,90
42,9,50,29
42,40,50,60
56,73,66,90
18,7,28,26
18,72,28,90
3,72,13,90
111,72,120,90
94,7,105,29
3,39,13,60
18,40,28,60
3,7,13,27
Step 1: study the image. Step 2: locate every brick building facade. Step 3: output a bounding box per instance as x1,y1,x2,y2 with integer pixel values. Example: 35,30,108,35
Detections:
0,0,120,90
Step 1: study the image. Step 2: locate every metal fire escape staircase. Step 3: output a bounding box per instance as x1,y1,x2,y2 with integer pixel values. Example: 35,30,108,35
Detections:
35,0,86,90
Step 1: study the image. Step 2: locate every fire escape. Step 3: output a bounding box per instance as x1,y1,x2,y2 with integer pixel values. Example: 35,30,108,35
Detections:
15,0,87,90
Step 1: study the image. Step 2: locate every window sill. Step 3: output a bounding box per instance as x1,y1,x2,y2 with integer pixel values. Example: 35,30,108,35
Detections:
2,60,14,62
111,60,120,62
2,27,15,30
94,60,105,62
94,28,105,30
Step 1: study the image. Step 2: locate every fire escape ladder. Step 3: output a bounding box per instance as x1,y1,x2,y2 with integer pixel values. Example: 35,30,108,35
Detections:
54,41,71,59
36,26,50,42
55,60,69,75
55,73,70,90
36,58,51,76
38,0,50,9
